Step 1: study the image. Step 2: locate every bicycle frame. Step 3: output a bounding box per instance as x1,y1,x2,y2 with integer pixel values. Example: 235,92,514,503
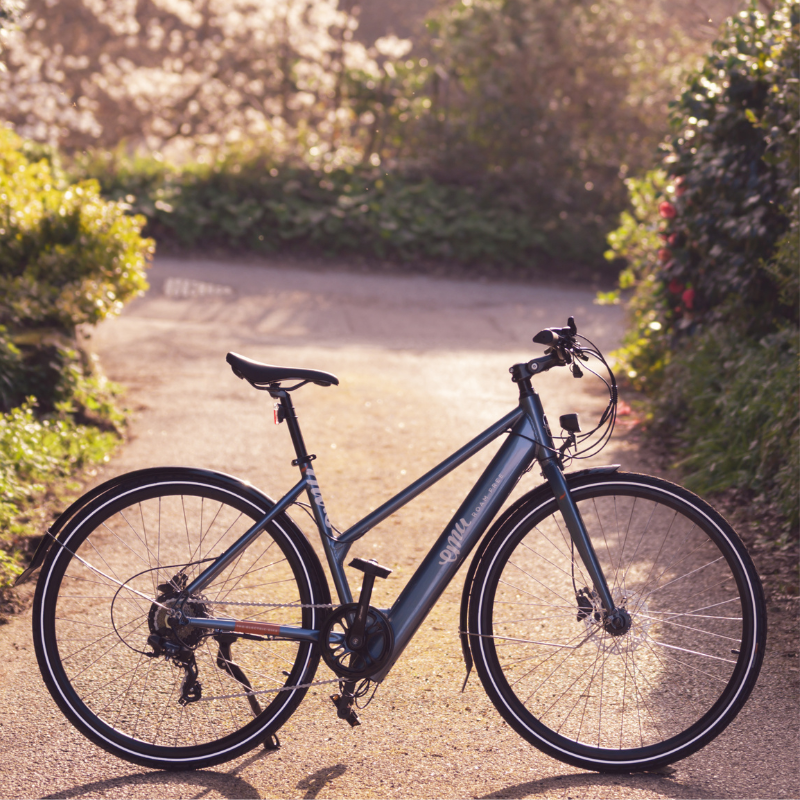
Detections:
181,360,617,682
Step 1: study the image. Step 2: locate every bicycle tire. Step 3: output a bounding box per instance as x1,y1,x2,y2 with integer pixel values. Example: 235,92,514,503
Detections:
33,467,330,771
468,471,766,772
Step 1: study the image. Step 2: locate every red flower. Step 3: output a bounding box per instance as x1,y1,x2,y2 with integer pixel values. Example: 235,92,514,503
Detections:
668,232,679,246
658,248,672,262
668,279,684,295
659,201,677,219
682,287,695,309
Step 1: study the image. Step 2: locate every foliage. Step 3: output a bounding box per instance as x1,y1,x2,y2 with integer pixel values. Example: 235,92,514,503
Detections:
0,127,153,412
0,0,387,157
0,0,23,67
403,0,698,217
0,399,118,588
663,325,799,531
606,0,799,530
0,128,152,589
75,147,609,266
0,0,709,264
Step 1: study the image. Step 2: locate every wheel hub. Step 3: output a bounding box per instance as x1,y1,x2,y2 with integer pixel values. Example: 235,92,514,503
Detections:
147,575,209,650
579,588,651,655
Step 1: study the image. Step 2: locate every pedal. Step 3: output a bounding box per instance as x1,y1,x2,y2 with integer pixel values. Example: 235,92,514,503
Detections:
330,693,361,727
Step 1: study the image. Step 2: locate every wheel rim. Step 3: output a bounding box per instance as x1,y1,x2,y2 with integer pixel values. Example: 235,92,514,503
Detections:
477,478,759,763
39,481,318,759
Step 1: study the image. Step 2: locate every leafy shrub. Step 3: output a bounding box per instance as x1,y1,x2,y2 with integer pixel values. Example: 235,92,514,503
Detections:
606,1,799,530
665,326,798,533
0,128,153,413
0,400,118,588
0,129,153,589
75,148,610,267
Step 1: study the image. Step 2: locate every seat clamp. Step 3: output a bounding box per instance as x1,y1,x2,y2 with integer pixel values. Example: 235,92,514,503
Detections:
292,454,317,467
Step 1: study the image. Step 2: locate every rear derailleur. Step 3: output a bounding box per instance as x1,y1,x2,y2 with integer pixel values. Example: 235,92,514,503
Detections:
147,632,203,705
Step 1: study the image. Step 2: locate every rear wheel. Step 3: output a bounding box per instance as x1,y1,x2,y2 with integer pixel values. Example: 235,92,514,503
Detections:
469,472,766,772
33,468,329,770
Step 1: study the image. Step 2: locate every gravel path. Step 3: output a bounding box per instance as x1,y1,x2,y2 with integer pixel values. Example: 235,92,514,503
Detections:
0,257,796,799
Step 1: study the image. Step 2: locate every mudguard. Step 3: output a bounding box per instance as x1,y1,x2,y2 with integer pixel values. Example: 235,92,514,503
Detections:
15,466,330,610
458,465,620,688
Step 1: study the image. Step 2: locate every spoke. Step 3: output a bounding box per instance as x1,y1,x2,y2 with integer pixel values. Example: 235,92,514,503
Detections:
518,539,580,584
641,638,733,685
612,495,637,591
214,540,280,604
111,650,147,729
646,556,725,596
505,560,577,610
646,596,742,620
637,612,742,643
139,502,157,598
647,638,737,664
591,496,616,584
153,670,180,745
59,615,148,663
132,656,158,738
619,499,659,593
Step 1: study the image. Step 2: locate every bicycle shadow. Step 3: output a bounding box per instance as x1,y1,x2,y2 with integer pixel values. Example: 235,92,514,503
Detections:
41,750,266,800
295,763,348,799
477,767,714,800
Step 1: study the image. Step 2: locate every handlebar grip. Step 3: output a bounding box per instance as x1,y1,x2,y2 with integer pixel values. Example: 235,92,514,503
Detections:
533,329,557,345
533,317,578,347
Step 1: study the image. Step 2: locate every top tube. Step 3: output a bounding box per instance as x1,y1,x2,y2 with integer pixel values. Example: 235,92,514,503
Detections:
337,407,523,545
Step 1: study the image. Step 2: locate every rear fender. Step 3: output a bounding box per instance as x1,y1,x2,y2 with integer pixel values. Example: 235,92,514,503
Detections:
16,466,330,610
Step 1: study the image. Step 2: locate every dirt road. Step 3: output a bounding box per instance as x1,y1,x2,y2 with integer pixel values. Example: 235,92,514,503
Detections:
0,257,796,799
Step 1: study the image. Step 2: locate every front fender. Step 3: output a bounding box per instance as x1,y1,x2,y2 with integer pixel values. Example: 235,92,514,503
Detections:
457,465,620,686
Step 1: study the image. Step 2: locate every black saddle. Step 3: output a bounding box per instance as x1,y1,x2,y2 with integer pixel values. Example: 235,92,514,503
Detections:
226,352,339,388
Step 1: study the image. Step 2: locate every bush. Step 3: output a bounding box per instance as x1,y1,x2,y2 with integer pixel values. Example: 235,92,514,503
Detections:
0,128,153,588
75,148,607,268
0,400,118,588
606,1,799,530
0,128,153,413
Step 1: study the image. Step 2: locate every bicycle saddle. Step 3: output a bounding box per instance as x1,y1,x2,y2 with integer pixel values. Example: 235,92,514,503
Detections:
226,352,339,388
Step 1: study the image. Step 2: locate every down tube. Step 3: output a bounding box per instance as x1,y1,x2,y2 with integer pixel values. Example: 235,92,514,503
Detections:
375,413,539,681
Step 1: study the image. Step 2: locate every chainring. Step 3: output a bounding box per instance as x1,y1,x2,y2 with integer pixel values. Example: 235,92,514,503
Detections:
320,603,394,679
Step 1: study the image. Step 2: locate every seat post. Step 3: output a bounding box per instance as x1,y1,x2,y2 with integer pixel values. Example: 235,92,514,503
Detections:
273,389,314,467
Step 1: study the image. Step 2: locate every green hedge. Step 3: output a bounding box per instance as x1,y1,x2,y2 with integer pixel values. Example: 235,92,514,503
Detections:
74,149,617,270
606,1,799,531
0,129,153,588
0,129,152,413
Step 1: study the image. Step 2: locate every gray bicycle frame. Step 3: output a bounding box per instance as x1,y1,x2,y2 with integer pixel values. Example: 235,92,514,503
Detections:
182,365,616,682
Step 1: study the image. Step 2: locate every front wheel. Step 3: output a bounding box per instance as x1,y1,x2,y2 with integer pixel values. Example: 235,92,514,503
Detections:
33,468,330,770
468,472,766,772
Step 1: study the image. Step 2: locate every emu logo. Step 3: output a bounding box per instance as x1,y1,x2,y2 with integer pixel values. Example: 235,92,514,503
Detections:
438,518,471,565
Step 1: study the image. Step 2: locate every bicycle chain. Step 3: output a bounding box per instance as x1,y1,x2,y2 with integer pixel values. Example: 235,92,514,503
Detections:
196,599,338,702
198,676,342,702
215,600,335,609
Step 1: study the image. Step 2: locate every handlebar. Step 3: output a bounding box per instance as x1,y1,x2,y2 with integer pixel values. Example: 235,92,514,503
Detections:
528,316,588,376
532,316,578,347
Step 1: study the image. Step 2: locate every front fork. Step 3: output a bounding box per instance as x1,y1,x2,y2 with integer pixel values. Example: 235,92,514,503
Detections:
519,383,618,619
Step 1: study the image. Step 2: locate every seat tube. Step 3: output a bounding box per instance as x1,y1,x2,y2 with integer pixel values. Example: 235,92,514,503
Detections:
518,379,617,616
